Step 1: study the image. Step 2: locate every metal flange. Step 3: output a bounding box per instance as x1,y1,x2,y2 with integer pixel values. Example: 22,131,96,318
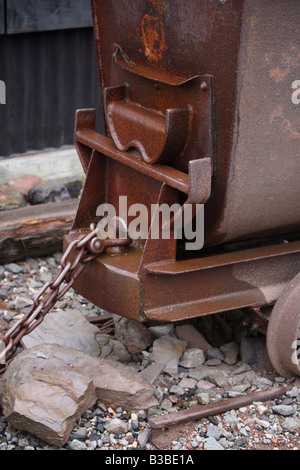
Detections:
267,271,300,378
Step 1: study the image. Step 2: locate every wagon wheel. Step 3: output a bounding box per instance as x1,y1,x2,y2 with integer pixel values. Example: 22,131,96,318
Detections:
267,271,300,379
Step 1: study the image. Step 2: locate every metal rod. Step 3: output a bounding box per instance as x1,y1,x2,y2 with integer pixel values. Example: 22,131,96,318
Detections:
148,386,288,430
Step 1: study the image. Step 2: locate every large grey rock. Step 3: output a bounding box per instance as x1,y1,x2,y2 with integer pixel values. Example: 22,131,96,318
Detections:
0,348,96,446
21,310,101,357
152,335,186,375
0,344,157,422
113,315,154,354
28,176,82,205
175,324,211,351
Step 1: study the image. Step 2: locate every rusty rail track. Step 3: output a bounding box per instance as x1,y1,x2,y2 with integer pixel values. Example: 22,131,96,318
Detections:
149,386,288,430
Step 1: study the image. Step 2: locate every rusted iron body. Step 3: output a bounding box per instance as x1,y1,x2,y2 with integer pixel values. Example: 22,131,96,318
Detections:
64,0,300,373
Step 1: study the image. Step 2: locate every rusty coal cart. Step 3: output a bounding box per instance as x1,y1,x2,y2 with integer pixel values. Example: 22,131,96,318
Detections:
63,0,300,379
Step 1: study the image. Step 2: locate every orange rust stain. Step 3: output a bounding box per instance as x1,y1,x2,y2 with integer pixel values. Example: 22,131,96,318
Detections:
141,14,167,62
270,68,288,83
148,0,168,16
269,52,300,83
270,105,300,139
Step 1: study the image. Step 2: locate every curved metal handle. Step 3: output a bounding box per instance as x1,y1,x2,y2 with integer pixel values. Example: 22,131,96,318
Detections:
105,85,191,165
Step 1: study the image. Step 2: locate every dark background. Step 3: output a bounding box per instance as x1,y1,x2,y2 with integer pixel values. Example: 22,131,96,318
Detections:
0,0,104,157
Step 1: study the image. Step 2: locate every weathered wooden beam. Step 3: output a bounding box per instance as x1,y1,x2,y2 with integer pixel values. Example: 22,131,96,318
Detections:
0,199,78,263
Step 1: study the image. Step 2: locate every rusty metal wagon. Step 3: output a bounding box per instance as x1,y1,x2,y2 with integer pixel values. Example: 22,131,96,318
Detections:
61,0,300,379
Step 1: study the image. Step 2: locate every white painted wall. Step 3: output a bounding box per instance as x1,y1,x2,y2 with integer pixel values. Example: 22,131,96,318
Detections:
0,147,84,185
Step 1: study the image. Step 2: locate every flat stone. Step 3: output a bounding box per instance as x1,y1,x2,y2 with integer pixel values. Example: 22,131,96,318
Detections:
175,324,211,351
21,310,101,357
0,351,96,446
152,335,186,375
113,315,154,354
9,174,42,197
139,363,164,384
179,348,205,368
0,343,156,444
104,418,128,436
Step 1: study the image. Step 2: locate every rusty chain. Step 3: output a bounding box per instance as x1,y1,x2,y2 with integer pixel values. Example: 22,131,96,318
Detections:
0,222,131,376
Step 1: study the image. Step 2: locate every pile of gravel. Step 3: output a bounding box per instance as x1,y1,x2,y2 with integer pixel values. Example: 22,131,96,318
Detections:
1,256,300,451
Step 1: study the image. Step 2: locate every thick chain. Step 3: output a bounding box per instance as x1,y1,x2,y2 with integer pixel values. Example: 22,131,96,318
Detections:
0,223,131,376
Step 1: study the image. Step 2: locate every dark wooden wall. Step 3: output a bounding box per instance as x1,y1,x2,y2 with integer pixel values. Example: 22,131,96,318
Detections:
0,0,104,157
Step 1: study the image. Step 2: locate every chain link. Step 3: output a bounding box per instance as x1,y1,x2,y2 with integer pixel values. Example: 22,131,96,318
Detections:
0,223,131,376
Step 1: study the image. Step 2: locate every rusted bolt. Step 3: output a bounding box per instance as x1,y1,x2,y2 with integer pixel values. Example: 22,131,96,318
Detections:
201,81,208,91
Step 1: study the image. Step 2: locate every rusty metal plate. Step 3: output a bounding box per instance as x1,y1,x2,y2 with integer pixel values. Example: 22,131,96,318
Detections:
91,0,300,247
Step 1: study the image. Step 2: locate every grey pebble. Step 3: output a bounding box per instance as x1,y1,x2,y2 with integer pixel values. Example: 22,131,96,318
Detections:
206,425,221,440
4,263,24,274
137,429,151,448
272,405,295,416
204,437,224,451
69,439,87,450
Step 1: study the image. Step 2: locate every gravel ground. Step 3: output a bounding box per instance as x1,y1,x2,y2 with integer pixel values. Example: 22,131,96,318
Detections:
0,255,300,451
